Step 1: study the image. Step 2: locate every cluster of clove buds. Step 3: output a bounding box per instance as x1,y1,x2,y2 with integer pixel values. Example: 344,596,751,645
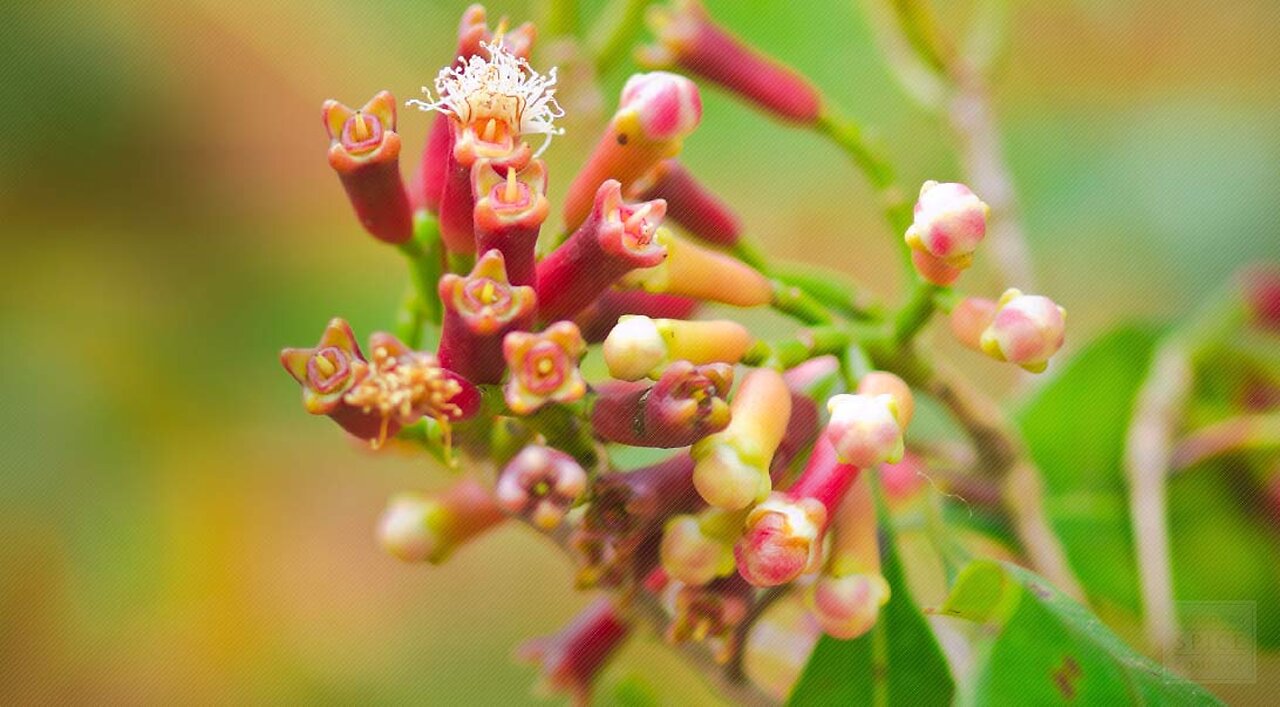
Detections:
281,2,1068,702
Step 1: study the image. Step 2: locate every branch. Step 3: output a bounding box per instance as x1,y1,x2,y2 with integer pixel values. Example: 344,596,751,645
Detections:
948,69,1036,287
906,359,1086,600
1125,344,1192,656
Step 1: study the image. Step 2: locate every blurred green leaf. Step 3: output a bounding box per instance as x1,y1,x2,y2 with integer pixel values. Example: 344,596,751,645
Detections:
1169,461,1280,648
1016,324,1165,618
939,560,1221,705
1019,323,1280,647
788,509,954,706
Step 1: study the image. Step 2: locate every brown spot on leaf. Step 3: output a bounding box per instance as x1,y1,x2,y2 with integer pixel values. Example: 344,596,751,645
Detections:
1052,656,1083,700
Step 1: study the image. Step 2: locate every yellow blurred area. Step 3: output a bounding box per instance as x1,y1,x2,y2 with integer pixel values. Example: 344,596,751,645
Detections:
2,0,1279,703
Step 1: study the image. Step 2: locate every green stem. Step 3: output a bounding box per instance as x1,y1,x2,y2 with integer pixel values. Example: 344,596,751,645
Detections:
742,326,852,370
393,286,426,350
770,280,835,326
892,281,943,344
887,0,954,75
396,212,445,348
770,262,885,321
813,109,915,278
528,403,598,469
590,0,649,75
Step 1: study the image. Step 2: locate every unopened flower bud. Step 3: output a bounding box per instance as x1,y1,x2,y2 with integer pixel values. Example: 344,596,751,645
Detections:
735,437,859,587
377,479,505,564
660,508,742,586
810,572,890,640
281,318,378,439
572,454,701,587
603,315,753,381
741,594,822,702
496,444,587,530
639,0,821,124
630,159,742,247
808,471,888,639
592,361,733,447
911,248,964,286
949,296,997,352
857,371,914,428
323,91,413,244
562,73,701,230
503,322,588,415
517,598,631,707
979,288,1067,373
879,452,928,505
472,159,550,286
438,250,537,384
692,369,792,509
575,289,699,344
537,181,669,322
621,229,773,307
735,495,825,587
904,181,990,269
824,393,905,468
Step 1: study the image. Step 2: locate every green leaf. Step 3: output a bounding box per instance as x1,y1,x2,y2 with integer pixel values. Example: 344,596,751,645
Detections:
788,509,954,706
1018,323,1280,646
1016,324,1164,618
939,560,1222,706
1168,461,1280,648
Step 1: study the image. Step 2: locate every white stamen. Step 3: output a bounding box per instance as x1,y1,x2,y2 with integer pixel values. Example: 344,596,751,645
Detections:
407,40,565,157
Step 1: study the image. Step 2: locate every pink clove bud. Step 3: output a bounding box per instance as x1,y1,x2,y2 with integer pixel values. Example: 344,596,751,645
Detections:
630,159,742,247
808,471,889,638
809,572,890,640
692,368,793,510
824,393,905,468
496,444,588,530
323,91,413,244
502,322,588,415
857,371,914,428
377,478,505,564
591,361,734,448
471,159,550,287
949,296,998,352
517,598,631,707
602,315,753,381
979,288,1067,373
639,0,822,124
620,228,773,307
537,181,669,322
1241,263,1280,332
438,250,537,384
904,181,990,269
561,72,701,230
734,437,859,587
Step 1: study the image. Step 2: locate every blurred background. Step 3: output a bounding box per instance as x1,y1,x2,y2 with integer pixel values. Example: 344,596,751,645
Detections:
2,0,1279,703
